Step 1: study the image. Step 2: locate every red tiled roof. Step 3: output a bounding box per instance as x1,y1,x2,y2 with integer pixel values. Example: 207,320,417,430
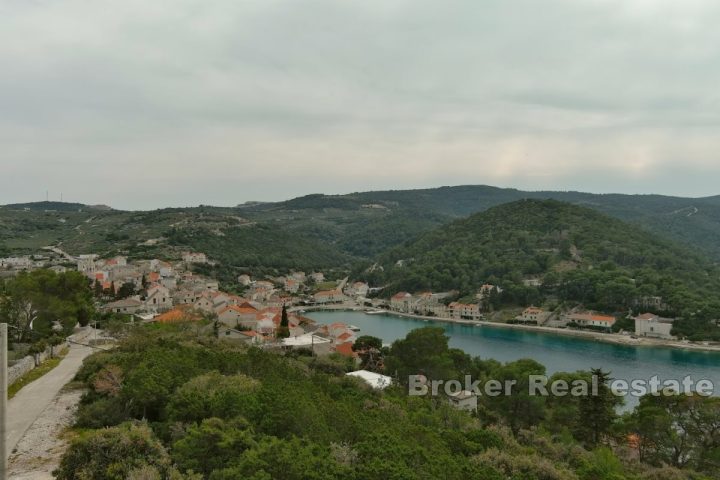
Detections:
335,342,356,357
336,332,353,342
155,306,202,324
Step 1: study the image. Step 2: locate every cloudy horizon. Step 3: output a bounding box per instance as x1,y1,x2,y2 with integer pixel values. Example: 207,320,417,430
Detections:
3,0,720,209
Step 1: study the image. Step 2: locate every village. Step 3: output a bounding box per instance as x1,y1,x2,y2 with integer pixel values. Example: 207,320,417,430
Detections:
1,249,680,353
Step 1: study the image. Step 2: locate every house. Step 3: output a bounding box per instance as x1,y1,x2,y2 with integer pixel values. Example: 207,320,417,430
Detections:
281,333,333,354
284,277,301,293
173,289,202,305
145,284,172,312
313,289,344,304
217,326,262,344
345,281,369,298
334,342,357,358
516,306,551,324
290,271,306,282
217,303,259,329
390,292,414,313
182,252,208,264
103,298,143,314
76,254,98,274
238,274,252,286
310,272,325,283
634,313,675,339
565,312,616,330
448,390,478,412
634,296,667,311
448,302,482,320
476,284,502,300
346,370,392,390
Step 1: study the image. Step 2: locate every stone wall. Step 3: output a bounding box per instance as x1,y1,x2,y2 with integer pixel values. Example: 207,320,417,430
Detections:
7,326,93,387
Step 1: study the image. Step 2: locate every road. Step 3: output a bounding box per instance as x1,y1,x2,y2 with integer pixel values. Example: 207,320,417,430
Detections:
7,338,94,453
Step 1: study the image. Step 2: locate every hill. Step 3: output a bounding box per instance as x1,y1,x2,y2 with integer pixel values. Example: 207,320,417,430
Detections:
245,185,720,261
3,185,720,276
362,200,720,339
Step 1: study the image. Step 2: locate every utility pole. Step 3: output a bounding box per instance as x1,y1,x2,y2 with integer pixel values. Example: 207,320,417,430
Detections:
1,323,7,480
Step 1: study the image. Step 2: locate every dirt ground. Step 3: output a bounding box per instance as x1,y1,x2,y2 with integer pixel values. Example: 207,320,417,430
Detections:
8,388,84,480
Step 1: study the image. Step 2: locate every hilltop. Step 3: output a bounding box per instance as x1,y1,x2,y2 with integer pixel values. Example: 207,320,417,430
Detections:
3,185,720,275
362,200,720,339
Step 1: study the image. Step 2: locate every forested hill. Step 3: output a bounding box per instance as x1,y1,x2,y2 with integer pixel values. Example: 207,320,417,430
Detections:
363,200,720,338
250,185,720,261
3,184,720,274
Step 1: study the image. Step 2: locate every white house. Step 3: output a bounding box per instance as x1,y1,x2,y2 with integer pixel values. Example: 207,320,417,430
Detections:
346,370,393,390
448,390,478,412
634,313,675,339
448,302,482,320
145,284,172,312
313,289,345,304
103,298,144,314
390,292,414,312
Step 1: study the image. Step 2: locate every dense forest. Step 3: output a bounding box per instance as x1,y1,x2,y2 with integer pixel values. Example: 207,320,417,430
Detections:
361,200,720,340
56,324,718,479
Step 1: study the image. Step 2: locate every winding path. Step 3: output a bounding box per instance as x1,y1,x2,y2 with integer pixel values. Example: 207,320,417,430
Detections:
7,334,94,453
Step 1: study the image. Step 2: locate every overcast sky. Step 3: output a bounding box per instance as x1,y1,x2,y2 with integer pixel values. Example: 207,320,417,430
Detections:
2,0,720,209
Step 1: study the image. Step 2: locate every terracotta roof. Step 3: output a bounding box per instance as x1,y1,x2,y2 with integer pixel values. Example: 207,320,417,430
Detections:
524,307,544,314
220,305,259,315
391,292,411,300
336,332,353,342
155,306,202,324
335,342,356,357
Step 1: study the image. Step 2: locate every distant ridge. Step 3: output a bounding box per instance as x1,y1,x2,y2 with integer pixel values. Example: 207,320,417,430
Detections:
4,201,113,212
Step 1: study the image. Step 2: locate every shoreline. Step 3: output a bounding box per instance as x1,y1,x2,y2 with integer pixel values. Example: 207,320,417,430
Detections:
310,307,720,353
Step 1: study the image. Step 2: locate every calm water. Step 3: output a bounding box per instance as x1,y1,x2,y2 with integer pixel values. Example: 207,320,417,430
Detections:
308,311,720,409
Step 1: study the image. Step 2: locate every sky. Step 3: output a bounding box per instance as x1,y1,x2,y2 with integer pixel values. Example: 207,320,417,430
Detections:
2,0,720,210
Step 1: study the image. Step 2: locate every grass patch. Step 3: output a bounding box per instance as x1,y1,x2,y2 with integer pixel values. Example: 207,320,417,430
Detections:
8,351,66,399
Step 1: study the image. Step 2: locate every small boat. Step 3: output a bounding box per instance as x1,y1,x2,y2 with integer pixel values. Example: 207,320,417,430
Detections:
348,325,361,332
365,309,386,315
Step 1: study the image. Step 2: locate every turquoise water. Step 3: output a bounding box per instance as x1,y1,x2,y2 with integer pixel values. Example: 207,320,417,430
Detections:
308,311,720,409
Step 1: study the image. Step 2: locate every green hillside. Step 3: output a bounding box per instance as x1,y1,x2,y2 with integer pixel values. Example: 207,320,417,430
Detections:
250,186,720,260
363,200,720,339
3,184,720,276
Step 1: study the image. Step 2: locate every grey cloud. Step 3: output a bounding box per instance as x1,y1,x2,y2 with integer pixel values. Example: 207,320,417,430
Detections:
1,0,720,209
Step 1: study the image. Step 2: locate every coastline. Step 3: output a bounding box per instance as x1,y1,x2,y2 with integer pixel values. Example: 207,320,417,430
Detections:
364,309,720,353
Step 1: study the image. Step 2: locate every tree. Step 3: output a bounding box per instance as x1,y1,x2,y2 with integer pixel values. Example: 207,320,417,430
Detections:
116,282,136,299
276,304,290,339
94,279,104,297
575,369,620,447
0,270,95,338
481,358,547,434
48,334,65,358
625,393,720,475
352,335,384,371
385,327,457,385
0,296,37,342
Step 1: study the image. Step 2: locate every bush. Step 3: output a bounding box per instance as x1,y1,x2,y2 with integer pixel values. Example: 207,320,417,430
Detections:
55,422,172,480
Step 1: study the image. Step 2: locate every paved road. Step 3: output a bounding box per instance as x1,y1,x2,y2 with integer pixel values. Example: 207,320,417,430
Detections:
7,337,94,452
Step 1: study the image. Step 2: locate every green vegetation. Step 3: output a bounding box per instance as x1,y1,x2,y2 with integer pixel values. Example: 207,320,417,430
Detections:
362,200,720,340
57,324,718,479
6,184,720,270
0,269,95,343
